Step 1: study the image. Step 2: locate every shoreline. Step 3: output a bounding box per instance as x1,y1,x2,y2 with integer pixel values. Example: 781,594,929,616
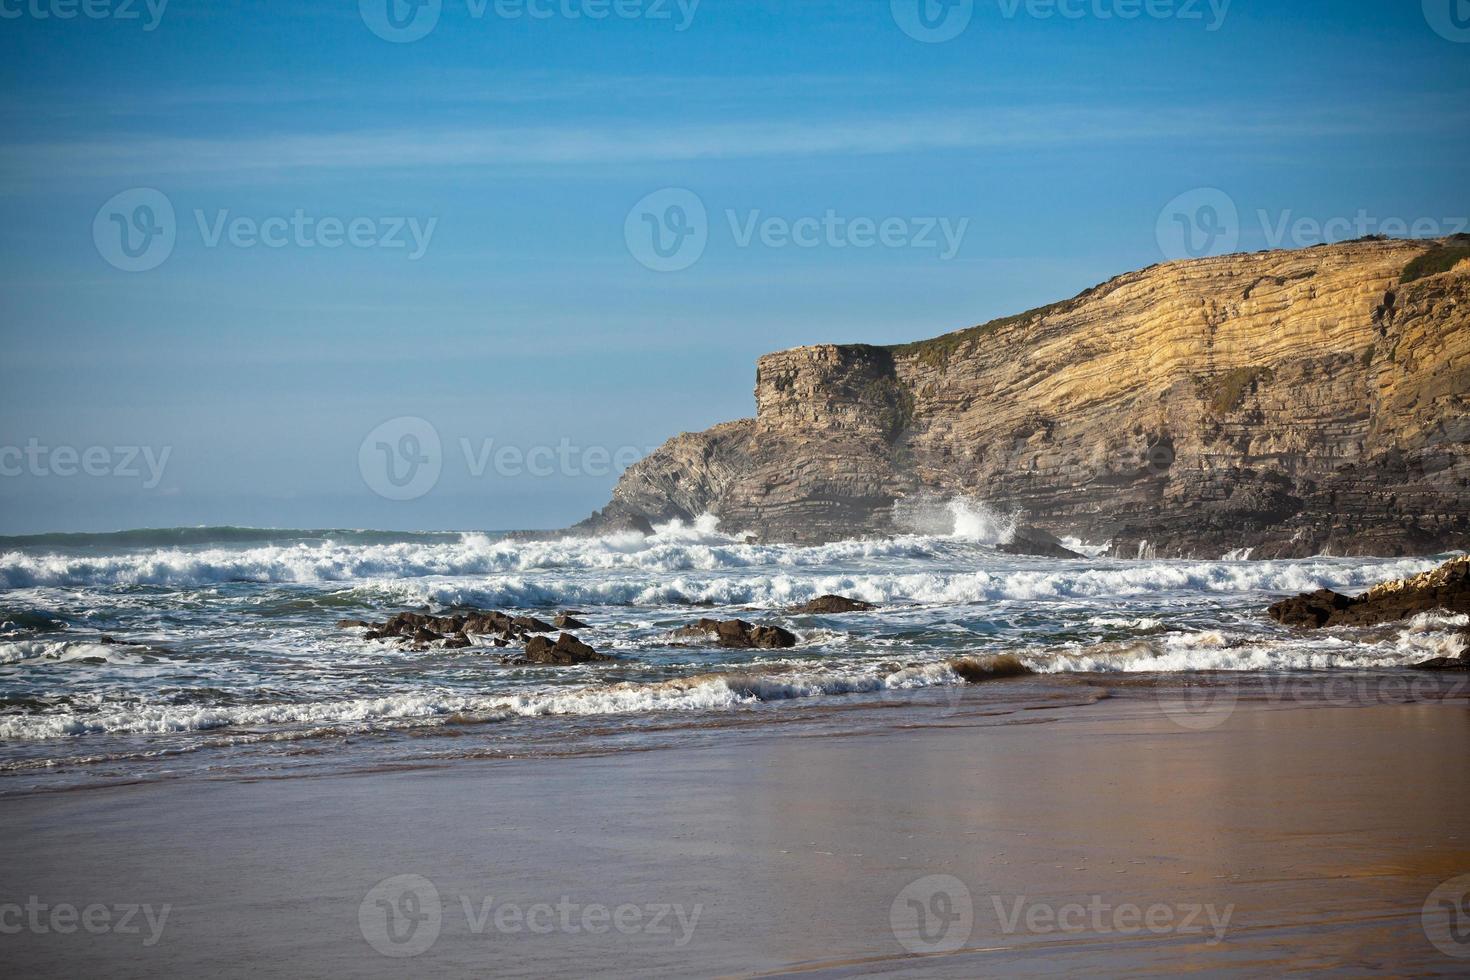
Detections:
3,692,1468,976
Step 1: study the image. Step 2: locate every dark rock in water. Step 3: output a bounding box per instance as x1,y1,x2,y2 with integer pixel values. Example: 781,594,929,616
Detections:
518,632,613,665
513,616,556,634
791,595,875,614
1267,589,1358,628
998,527,1085,560
463,611,514,636
441,633,472,650
336,619,373,629
569,503,656,537
554,613,590,630
1412,656,1470,671
1269,556,1470,628
674,618,798,649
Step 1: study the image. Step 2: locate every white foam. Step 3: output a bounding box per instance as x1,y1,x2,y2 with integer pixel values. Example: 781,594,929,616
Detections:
0,640,146,666
0,662,973,740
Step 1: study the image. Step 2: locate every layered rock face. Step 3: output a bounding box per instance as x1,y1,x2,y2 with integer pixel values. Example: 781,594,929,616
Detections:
582,239,1470,556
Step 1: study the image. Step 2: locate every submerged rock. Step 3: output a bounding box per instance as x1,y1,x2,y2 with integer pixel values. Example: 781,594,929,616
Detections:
673,618,798,649
791,595,875,614
346,608,554,648
1268,555,1470,628
517,632,614,665
554,613,590,630
998,527,1086,560
1411,656,1469,671
512,615,556,634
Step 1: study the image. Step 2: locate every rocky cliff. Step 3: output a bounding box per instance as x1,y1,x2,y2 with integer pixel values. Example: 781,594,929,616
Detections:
580,237,1470,557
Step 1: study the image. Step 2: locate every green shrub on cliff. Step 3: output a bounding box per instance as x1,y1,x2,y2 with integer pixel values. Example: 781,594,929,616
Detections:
1401,243,1470,284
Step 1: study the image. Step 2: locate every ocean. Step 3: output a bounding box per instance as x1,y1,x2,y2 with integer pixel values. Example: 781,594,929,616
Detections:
1,505,1465,792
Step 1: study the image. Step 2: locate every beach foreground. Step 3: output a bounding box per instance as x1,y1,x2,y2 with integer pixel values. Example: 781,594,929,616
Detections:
3,690,1468,977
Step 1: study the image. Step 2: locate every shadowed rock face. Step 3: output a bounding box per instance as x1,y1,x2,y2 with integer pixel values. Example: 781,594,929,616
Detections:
579,239,1470,557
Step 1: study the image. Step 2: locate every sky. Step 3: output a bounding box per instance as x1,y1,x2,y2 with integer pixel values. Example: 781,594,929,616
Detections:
1,0,1467,533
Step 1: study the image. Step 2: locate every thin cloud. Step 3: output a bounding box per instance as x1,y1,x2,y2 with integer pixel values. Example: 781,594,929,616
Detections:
0,105,1417,184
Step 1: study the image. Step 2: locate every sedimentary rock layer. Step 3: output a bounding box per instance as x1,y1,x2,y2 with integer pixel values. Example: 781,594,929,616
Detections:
580,239,1470,556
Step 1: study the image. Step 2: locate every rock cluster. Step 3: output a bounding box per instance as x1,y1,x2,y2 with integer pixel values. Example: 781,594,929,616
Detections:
1267,556,1470,670
672,618,798,649
339,610,610,663
1268,556,1470,628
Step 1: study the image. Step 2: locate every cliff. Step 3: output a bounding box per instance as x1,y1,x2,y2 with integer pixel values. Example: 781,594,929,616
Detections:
580,237,1470,557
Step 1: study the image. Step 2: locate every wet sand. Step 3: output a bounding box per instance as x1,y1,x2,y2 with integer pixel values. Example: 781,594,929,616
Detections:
2,692,1468,977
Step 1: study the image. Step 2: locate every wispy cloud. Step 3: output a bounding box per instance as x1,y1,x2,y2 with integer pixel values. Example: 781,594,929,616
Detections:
1,103,1429,185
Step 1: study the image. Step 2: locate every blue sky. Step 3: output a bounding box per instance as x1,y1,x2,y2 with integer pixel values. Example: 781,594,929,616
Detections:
1,0,1467,533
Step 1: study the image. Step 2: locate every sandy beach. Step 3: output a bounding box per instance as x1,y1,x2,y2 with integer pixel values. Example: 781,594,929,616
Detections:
3,686,1467,977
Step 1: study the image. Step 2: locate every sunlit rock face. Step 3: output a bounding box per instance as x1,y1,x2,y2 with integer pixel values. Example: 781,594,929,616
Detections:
580,238,1470,557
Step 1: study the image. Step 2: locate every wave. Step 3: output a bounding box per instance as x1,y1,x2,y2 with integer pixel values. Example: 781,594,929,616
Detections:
0,661,971,740
0,526,476,553
0,640,151,666
387,557,1443,610
0,518,1442,603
